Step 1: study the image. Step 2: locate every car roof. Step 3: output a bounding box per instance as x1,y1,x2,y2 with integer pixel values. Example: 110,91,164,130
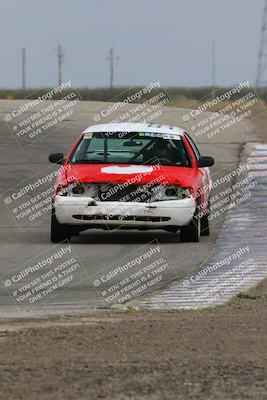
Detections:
83,123,185,136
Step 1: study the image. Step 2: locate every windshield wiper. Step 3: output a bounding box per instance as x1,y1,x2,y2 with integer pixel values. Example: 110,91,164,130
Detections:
71,160,168,165
71,160,108,164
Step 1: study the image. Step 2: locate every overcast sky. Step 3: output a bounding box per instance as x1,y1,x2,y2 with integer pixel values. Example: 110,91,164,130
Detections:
0,0,264,88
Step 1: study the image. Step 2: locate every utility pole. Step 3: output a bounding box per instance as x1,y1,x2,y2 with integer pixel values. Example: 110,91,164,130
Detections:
107,47,119,89
256,0,267,86
22,47,26,90
57,45,64,86
212,40,216,100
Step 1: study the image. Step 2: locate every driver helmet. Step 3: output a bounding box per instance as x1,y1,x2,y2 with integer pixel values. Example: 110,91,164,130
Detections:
153,140,170,157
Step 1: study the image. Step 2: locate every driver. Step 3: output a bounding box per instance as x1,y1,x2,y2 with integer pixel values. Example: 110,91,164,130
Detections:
144,140,176,164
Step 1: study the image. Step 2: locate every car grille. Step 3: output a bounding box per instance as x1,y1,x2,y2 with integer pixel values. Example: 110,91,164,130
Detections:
97,183,160,203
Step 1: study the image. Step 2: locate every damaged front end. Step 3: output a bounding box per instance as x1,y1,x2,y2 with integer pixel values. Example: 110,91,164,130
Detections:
54,181,196,230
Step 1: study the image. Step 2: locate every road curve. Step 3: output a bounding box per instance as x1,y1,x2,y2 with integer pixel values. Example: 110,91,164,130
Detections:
0,100,258,319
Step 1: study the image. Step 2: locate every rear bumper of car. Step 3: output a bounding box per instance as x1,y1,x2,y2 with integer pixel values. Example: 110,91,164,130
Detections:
54,196,196,228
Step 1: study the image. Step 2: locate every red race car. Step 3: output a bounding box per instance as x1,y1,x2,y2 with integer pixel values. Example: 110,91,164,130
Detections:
49,123,214,243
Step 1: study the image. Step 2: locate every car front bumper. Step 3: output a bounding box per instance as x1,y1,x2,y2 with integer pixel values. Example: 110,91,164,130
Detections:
54,196,196,228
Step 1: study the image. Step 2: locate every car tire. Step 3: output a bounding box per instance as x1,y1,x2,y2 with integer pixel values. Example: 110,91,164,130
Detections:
180,207,200,243
51,209,71,243
200,201,210,236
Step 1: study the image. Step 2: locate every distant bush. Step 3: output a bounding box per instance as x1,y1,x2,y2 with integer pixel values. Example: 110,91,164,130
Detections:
0,86,266,103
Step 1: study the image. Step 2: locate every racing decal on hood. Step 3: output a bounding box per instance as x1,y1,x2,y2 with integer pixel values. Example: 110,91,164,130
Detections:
101,165,154,174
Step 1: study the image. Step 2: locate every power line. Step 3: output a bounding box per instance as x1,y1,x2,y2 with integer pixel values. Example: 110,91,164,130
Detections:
212,40,216,100
22,47,26,90
107,47,119,89
57,44,64,86
256,0,267,86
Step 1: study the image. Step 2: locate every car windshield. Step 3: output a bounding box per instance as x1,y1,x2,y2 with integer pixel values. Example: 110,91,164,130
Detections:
69,132,192,167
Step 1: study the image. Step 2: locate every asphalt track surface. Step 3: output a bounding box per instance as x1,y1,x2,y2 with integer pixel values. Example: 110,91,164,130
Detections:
0,99,258,319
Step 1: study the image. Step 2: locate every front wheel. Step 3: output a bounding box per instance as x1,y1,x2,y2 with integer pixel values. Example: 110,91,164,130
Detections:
51,210,71,243
180,210,200,243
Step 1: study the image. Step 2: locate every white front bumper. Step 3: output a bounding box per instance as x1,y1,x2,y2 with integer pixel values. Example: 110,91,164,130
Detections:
54,196,195,228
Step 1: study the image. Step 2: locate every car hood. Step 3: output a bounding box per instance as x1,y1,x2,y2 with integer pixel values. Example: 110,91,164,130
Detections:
65,164,197,187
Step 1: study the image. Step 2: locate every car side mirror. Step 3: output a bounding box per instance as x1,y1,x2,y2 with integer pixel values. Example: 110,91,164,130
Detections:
49,153,65,164
198,156,214,168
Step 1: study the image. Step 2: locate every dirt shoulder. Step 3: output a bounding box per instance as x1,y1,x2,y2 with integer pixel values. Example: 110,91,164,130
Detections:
0,281,267,400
